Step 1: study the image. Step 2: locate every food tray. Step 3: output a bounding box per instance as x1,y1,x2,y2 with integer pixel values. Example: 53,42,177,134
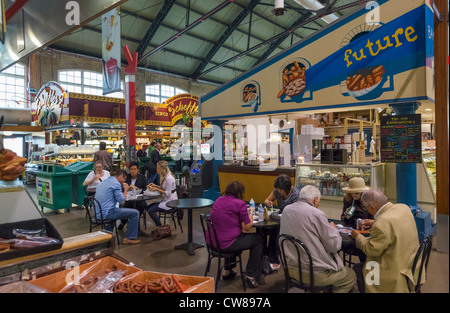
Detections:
0,218,63,262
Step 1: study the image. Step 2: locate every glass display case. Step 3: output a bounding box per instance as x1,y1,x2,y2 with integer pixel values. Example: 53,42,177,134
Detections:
422,152,436,196
295,163,385,199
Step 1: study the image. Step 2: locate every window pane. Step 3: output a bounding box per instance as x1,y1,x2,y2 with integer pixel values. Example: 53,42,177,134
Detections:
146,96,160,103
175,88,187,95
146,84,160,95
161,85,174,97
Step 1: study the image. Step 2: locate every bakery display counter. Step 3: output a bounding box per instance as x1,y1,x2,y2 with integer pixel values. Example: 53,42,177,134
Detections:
295,163,385,201
218,165,295,204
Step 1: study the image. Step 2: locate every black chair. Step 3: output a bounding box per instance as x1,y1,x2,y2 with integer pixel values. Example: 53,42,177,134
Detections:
408,234,433,293
83,197,120,245
200,213,246,292
341,247,358,267
158,185,188,233
278,234,333,293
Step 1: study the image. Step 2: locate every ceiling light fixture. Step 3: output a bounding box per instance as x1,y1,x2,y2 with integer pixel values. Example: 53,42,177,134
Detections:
268,116,273,125
286,114,290,124
273,0,287,16
293,0,339,24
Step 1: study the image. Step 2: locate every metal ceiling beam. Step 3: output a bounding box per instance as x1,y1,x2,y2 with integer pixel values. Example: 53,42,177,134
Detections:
251,11,312,67
136,0,177,57
137,0,236,65
197,0,370,79
191,0,261,78
78,25,245,75
119,8,259,61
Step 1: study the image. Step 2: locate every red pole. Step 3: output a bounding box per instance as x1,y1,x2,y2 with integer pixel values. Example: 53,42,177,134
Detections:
5,0,29,22
123,45,138,165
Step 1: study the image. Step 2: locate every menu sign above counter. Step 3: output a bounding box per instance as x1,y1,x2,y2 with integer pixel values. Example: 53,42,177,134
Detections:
380,114,422,163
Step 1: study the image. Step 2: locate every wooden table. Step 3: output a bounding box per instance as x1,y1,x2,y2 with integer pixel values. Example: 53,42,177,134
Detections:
166,198,214,255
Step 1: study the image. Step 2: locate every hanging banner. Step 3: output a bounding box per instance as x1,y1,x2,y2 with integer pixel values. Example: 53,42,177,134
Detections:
102,7,121,95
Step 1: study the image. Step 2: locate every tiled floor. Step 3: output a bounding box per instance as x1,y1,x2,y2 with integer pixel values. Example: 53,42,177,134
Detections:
25,185,449,293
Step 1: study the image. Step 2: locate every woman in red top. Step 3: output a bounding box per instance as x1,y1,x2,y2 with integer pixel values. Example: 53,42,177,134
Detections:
209,181,264,288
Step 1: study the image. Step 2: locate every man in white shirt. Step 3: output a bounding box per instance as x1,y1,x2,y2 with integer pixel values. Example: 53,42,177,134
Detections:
280,185,357,293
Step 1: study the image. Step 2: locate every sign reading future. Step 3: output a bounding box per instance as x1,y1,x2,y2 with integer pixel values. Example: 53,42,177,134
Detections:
380,114,422,163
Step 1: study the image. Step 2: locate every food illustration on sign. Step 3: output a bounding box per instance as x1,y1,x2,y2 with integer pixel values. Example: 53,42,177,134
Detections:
278,60,307,99
241,81,260,112
346,65,385,98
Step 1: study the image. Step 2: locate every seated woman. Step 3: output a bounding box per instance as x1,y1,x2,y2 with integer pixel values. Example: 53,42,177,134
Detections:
209,181,264,288
83,161,110,195
341,177,374,262
145,161,178,227
263,174,300,271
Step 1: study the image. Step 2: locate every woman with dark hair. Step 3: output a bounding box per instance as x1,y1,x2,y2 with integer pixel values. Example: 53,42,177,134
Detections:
264,174,299,213
263,174,300,272
208,181,264,288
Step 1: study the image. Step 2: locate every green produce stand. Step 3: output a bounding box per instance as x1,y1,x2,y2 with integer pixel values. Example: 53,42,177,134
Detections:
35,164,73,212
65,161,94,206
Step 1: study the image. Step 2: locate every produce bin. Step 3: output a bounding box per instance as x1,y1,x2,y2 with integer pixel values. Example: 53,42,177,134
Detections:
35,164,73,211
65,161,94,206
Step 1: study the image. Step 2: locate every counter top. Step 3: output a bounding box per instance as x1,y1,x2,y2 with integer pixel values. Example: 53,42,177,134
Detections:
219,164,295,176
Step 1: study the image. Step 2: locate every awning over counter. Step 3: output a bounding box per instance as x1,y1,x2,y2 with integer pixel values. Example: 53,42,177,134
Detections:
200,0,435,121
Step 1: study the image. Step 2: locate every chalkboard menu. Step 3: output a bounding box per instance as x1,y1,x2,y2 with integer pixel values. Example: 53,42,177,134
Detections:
380,114,422,163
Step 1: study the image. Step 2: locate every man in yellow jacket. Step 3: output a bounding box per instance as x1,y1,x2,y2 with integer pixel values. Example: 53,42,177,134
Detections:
351,189,419,293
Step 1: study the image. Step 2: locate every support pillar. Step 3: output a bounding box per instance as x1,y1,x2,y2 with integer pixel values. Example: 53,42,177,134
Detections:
389,102,420,210
123,46,138,166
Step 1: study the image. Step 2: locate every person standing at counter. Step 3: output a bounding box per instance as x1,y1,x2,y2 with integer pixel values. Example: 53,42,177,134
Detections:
82,161,110,195
263,174,300,271
94,142,113,171
280,185,357,293
94,169,141,245
208,181,264,289
351,189,420,293
145,143,161,185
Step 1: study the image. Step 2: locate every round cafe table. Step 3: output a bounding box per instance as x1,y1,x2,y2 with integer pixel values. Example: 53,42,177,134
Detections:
166,198,214,255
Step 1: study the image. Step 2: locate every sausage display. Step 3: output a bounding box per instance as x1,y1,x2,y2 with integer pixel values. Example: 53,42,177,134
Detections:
113,275,187,293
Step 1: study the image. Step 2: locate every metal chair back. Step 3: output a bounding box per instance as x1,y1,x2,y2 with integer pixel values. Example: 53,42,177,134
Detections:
409,234,433,293
278,234,333,293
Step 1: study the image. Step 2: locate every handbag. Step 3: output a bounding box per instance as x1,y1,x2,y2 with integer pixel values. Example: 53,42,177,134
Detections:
153,224,172,240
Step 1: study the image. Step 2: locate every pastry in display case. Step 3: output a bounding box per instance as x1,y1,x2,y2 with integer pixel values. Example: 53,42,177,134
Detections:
295,163,385,199
422,152,436,196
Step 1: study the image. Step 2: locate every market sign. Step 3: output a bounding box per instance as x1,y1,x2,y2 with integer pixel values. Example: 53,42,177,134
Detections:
32,81,68,127
380,114,422,163
200,0,435,120
53,92,200,128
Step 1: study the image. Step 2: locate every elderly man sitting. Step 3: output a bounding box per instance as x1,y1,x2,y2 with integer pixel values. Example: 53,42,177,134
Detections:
280,185,357,293
351,189,420,293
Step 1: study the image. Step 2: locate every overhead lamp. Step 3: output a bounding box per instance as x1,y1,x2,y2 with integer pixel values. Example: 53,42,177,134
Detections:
285,114,290,124
273,0,287,16
293,0,339,24
376,107,383,113
268,116,273,125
